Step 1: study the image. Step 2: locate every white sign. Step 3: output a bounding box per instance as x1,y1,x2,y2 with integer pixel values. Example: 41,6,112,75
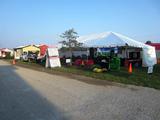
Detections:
147,66,153,74
45,48,61,68
48,48,59,56
66,59,71,63
49,57,61,68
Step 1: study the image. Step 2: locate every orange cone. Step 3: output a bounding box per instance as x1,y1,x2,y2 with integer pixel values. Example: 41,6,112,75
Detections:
12,59,16,65
81,60,84,66
128,63,132,73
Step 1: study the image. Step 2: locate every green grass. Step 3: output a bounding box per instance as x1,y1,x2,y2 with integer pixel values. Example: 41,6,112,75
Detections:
7,59,160,89
52,65,160,89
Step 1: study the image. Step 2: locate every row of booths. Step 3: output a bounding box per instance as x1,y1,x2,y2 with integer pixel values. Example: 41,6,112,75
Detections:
12,32,158,72
13,45,140,69
13,44,61,68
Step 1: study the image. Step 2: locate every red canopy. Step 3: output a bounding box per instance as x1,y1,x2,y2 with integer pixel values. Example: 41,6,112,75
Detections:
146,43,160,50
39,45,48,56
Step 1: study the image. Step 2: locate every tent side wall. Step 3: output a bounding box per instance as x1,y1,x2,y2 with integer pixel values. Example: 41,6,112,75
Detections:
142,46,157,67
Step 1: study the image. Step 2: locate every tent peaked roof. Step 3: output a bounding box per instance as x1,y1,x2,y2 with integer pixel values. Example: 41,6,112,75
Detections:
78,31,150,48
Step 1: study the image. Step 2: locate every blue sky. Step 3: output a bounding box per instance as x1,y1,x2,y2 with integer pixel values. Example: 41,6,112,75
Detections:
0,0,160,48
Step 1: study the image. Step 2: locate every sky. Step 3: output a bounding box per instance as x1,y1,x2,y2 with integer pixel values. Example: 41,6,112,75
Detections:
0,0,160,48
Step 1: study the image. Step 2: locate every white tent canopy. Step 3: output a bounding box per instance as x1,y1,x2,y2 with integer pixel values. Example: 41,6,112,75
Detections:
78,31,157,67
78,31,148,48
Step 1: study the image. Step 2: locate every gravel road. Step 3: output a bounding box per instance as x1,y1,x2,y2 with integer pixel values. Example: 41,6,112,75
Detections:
0,60,160,120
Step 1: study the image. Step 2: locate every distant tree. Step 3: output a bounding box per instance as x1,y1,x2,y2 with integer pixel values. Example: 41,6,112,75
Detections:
59,28,83,65
146,41,152,44
59,28,82,48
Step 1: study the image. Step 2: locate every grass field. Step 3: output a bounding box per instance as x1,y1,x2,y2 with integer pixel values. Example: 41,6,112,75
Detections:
6,59,160,89
52,65,160,89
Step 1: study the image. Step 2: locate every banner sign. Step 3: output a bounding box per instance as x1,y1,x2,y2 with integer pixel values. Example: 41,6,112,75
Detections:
45,47,61,68
147,66,153,74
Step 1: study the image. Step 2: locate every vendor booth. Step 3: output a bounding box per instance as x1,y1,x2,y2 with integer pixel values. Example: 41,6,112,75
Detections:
78,32,157,70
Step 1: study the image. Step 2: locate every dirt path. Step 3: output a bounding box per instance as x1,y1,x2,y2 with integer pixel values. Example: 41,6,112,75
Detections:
0,60,160,120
